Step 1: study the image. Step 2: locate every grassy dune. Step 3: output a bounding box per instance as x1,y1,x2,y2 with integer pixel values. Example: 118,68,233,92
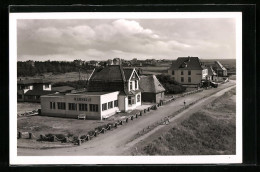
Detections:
138,88,236,155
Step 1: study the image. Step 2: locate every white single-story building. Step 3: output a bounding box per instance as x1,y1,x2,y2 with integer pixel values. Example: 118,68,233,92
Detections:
40,65,142,120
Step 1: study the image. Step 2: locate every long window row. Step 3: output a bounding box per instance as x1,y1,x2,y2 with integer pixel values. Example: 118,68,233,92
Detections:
102,100,118,111
50,102,98,112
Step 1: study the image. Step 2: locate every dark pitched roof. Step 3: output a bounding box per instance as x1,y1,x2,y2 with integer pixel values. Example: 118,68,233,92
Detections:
169,57,203,70
89,65,126,82
206,66,217,76
17,79,51,85
24,90,56,96
123,68,134,81
139,75,165,93
87,65,141,95
52,86,75,93
215,61,227,71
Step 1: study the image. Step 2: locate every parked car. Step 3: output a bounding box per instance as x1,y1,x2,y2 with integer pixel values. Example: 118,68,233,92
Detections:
210,82,219,88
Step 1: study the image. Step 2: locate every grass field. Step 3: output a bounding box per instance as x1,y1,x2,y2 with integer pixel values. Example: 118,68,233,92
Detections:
17,102,41,115
136,88,236,155
18,71,92,83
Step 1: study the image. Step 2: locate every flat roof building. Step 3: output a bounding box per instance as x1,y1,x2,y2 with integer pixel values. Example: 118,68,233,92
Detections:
40,65,142,120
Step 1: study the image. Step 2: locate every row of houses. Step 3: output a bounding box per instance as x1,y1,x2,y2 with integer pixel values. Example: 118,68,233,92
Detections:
17,56,227,120
40,65,165,120
167,57,227,87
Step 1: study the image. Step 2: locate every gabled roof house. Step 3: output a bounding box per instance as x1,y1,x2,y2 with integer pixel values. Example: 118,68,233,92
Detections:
168,57,208,87
139,75,165,103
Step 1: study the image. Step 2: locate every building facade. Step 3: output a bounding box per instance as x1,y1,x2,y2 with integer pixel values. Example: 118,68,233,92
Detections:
17,79,54,103
168,57,208,87
41,92,120,120
213,61,228,77
139,75,165,103
40,65,142,120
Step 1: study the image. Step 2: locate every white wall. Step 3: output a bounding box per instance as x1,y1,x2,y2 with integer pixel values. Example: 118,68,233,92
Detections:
127,92,142,111
100,92,120,119
43,84,52,91
41,94,101,119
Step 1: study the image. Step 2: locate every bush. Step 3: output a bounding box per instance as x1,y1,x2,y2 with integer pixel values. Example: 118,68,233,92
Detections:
156,74,186,94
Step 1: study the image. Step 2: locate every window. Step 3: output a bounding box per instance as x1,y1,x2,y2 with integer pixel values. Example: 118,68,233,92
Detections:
102,103,107,111
130,82,133,90
114,100,118,107
137,95,140,102
108,101,113,109
188,70,191,75
135,81,138,89
45,84,49,88
79,103,88,111
89,104,98,112
181,71,184,75
188,77,191,83
128,96,132,105
172,70,175,75
50,102,56,109
68,103,77,111
181,77,184,82
58,102,66,110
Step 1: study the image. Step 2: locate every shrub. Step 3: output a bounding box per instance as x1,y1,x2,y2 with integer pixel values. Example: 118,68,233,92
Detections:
156,74,186,94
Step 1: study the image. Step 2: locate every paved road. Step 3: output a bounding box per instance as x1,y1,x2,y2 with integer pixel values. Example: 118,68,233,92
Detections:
18,80,236,156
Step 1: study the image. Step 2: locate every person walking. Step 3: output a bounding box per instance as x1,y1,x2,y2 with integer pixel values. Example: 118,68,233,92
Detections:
184,100,186,108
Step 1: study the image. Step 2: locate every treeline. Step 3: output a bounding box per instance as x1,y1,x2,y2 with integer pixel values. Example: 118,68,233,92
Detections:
17,61,91,77
156,74,186,94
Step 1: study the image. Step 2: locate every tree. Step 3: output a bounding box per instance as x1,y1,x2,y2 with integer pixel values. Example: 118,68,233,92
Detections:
156,74,186,94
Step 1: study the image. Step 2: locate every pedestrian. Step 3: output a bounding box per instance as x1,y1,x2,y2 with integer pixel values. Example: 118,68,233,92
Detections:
184,100,186,107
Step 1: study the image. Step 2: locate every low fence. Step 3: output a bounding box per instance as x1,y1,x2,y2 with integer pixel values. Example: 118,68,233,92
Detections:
17,88,206,146
18,109,39,117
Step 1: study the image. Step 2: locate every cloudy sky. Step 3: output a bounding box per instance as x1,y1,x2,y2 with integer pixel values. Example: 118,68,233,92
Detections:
17,18,236,61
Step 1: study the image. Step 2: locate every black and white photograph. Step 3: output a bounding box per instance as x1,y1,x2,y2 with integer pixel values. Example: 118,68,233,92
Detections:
9,12,242,164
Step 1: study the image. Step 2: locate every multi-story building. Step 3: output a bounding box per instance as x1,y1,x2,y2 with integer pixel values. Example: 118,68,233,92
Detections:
168,57,208,87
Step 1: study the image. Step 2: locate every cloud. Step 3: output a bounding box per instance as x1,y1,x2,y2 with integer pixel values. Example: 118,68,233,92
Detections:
17,18,236,61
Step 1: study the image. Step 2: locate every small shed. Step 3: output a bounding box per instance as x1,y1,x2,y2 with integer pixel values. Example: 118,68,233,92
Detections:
139,75,166,103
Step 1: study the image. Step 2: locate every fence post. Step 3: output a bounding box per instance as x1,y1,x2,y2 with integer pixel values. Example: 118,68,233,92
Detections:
102,128,105,134
114,123,118,128
78,139,81,146
18,132,21,139
147,107,150,112
126,118,128,123
29,133,32,139
131,116,134,120
143,109,146,114
119,121,123,125
136,114,138,118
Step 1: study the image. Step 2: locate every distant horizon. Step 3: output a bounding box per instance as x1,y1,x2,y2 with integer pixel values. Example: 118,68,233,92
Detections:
17,57,236,62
